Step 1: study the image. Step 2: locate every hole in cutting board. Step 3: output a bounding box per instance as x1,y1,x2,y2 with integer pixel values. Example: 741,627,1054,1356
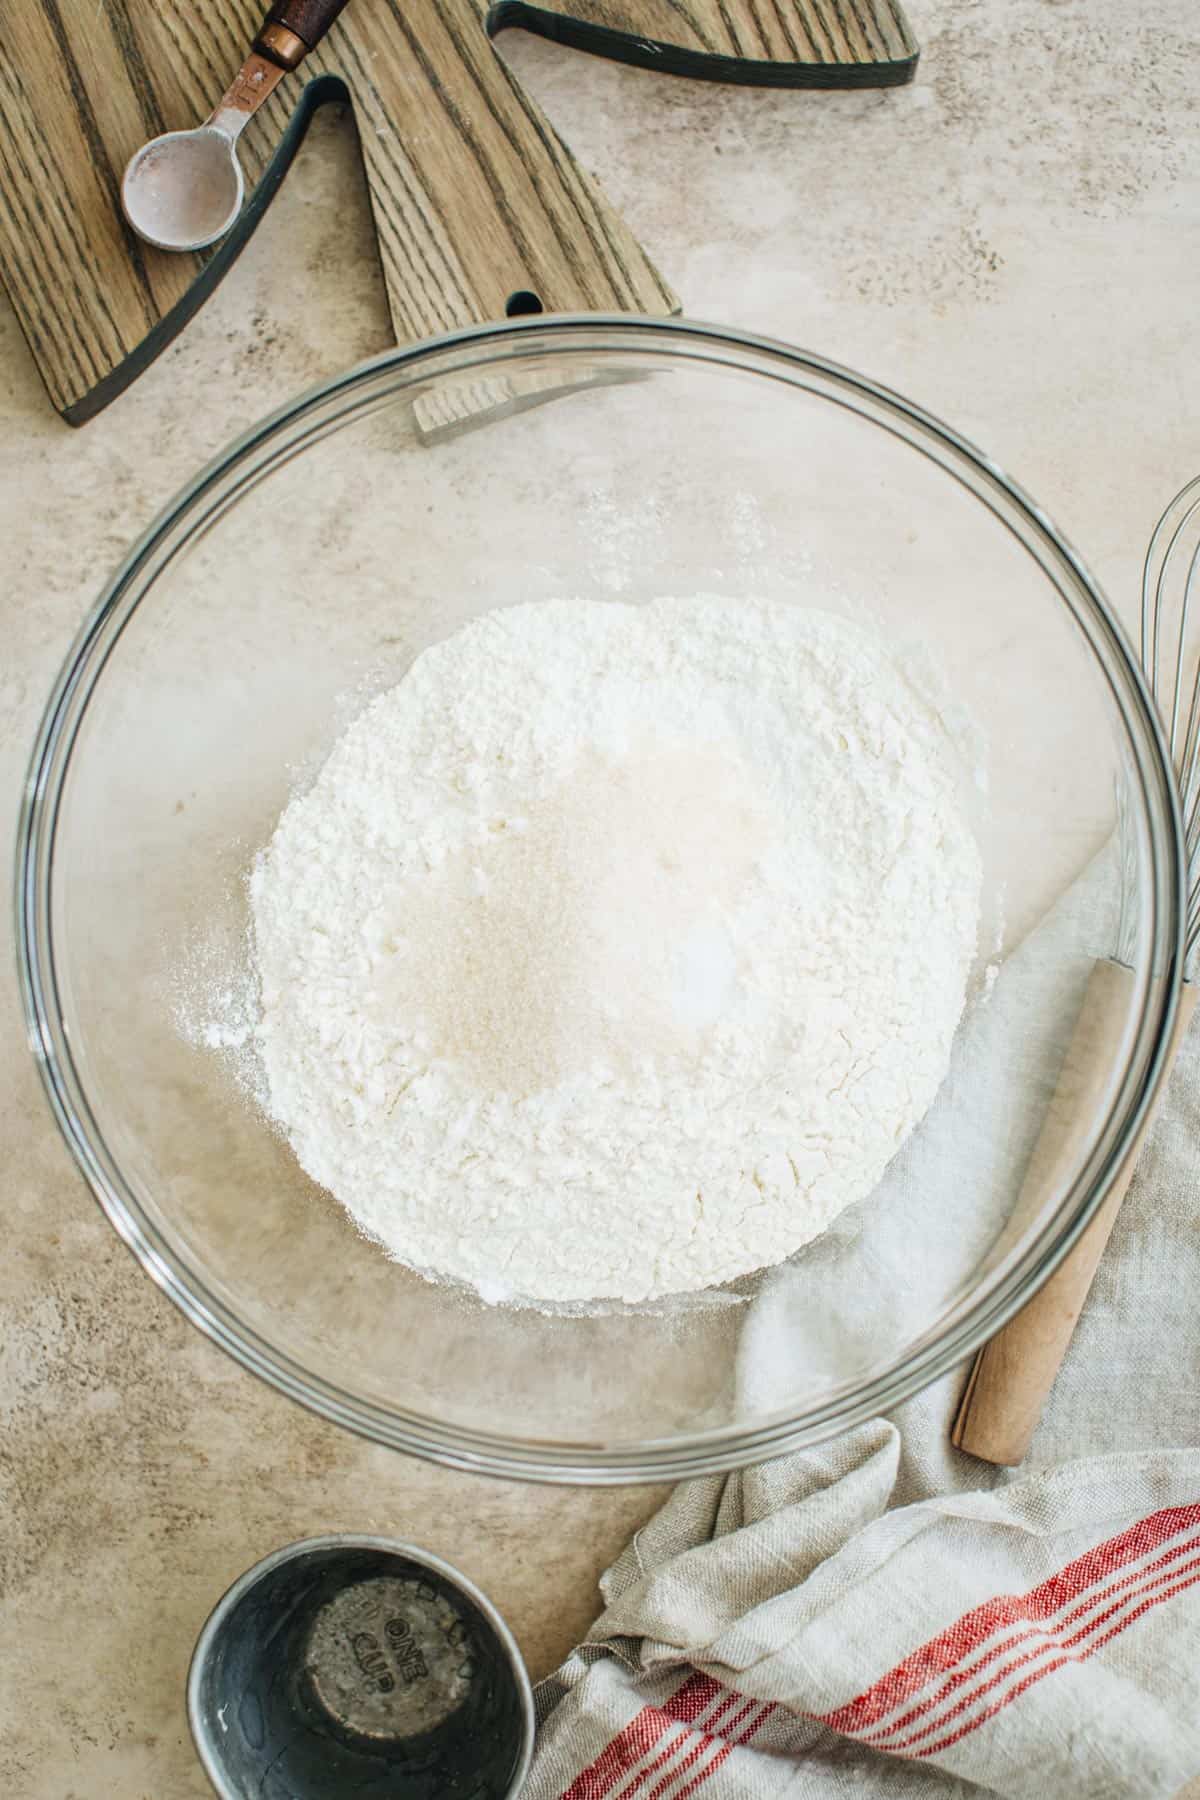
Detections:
505,290,544,317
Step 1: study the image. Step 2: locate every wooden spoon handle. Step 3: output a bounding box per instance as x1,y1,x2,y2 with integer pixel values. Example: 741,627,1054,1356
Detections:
255,0,353,68
952,969,1195,1466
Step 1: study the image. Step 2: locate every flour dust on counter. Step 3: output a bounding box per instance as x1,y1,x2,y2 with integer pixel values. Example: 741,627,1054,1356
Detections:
249,596,982,1307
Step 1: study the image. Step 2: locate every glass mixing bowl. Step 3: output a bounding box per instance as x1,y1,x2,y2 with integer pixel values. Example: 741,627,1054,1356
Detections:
18,318,1184,1482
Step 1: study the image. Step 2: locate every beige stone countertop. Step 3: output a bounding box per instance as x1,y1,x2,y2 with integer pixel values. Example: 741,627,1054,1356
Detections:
2,2,1198,1793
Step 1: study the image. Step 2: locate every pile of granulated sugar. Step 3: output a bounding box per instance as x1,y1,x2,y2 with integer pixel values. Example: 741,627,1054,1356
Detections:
250,596,981,1306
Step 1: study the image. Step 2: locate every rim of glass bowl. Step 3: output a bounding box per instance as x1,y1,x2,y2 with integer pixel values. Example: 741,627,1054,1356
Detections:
16,316,1186,1485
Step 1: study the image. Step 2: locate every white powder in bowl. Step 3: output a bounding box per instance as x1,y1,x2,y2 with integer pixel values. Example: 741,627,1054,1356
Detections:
250,597,981,1305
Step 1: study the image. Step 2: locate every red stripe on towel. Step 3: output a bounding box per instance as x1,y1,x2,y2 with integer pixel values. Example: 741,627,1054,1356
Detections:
911,1558,1200,1759
561,1674,723,1800
864,1530,1200,1747
819,1502,1200,1737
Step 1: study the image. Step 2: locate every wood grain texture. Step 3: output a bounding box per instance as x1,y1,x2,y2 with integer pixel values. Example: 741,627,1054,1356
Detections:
0,0,674,421
0,0,915,423
952,970,1197,1468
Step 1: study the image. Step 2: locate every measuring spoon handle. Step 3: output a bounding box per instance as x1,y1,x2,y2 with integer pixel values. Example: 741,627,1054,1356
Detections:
254,0,353,69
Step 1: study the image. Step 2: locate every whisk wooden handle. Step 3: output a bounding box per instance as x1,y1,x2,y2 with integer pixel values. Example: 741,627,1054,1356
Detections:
952,967,1195,1467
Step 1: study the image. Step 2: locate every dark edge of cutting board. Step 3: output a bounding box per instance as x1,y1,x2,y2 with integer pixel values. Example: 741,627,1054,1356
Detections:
62,73,353,426
489,3,918,86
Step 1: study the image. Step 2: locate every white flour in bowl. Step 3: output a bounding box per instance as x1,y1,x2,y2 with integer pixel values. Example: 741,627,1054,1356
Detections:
250,597,981,1305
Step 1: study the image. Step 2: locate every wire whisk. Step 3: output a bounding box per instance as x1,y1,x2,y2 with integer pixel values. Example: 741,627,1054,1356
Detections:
953,479,1200,1465
1142,476,1200,970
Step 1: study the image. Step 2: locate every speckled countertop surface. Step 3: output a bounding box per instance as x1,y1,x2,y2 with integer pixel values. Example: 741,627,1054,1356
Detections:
2,3,1198,1792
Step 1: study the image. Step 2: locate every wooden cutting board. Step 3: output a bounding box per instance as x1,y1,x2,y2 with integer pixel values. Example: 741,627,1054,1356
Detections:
0,0,917,424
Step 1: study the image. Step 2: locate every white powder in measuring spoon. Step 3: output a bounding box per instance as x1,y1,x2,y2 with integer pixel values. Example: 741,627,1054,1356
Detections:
250,597,981,1306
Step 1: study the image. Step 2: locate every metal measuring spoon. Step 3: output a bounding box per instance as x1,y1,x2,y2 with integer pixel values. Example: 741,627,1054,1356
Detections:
122,0,350,253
